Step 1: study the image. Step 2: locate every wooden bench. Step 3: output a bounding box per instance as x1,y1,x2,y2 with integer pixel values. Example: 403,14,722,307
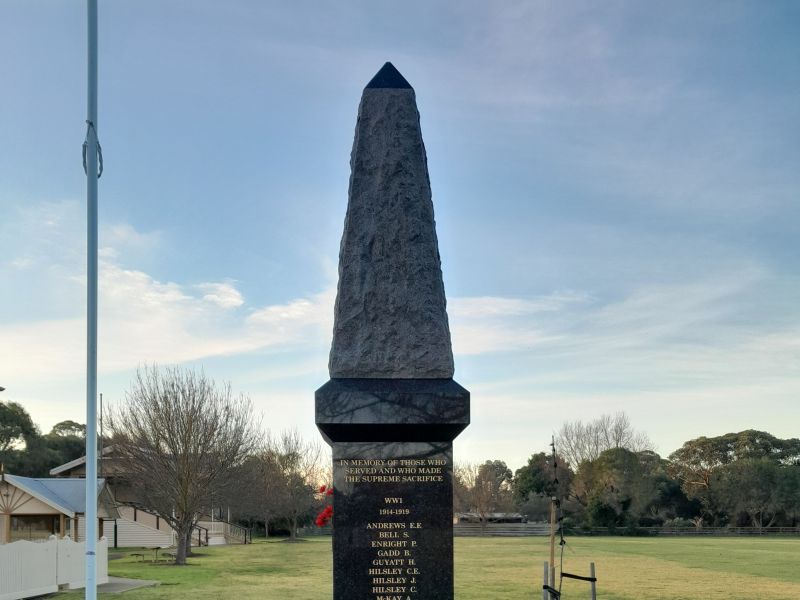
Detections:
130,552,145,562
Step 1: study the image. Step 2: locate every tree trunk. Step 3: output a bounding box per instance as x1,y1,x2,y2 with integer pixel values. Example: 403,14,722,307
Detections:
291,515,297,539
176,525,189,565
185,527,195,556
264,514,270,538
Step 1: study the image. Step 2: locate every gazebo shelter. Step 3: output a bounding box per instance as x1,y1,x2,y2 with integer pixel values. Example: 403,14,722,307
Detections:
0,472,117,544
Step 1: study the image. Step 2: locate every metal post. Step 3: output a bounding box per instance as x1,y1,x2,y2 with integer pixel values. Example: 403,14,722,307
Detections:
99,393,103,478
549,497,557,588
542,562,549,600
548,436,558,591
590,562,596,600
84,1,99,598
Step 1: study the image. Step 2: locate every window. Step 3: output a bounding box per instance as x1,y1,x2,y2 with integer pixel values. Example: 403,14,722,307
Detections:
9,515,60,541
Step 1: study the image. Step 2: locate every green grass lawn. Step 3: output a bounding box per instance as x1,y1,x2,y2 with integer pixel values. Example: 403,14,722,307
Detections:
61,536,800,599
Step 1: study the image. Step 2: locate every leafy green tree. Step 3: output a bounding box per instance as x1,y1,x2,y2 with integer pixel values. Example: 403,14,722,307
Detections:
724,431,800,464
668,430,800,524
585,494,623,528
49,420,86,438
0,401,37,452
480,460,512,484
648,477,701,521
715,459,800,529
513,451,573,504
43,427,86,470
571,448,672,527
777,466,800,526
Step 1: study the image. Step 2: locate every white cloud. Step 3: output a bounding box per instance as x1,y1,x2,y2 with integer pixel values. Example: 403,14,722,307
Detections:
448,292,587,355
9,257,34,270
3,202,798,466
3,212,790,393
99,223,163,262
0,203,335,381
197,281,245,309
448,291,587,319
1,200,83,272
0,264,334,381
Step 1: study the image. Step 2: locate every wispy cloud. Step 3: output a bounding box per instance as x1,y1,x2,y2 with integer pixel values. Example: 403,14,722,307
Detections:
449,291,588,318
2,200,798,465
0,201,333,380
448,292,587,355
4,203,794,385
197,281,245,309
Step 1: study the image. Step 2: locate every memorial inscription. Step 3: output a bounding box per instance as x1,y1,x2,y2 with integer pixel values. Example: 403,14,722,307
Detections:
332,442,454,600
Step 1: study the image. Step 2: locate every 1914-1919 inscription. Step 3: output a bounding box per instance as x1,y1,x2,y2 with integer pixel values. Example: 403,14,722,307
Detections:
332,442,454,600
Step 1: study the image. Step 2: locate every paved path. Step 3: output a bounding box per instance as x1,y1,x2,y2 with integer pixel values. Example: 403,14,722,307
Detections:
97,577,160,593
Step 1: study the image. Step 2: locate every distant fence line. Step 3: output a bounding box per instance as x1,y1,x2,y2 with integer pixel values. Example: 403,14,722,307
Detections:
297,526,332,537
292,523,800,539
453,523,800,537
454,523,549,537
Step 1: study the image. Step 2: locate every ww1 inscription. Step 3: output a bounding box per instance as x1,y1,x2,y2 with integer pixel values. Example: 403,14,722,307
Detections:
333,444,453,599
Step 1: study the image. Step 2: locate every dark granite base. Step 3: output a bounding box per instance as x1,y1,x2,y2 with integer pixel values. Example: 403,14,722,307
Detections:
316,378,469,600
332,441,454,600
316,378,469,443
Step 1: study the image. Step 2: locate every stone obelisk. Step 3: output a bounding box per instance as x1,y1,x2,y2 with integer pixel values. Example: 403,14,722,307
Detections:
316,63,470,600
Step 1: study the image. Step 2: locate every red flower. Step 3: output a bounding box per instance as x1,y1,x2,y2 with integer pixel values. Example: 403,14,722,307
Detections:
315,504,333,527
315,483,334,527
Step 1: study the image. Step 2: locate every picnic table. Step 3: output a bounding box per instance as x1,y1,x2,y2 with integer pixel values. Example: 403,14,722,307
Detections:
147,546,171,563
162,549,177,562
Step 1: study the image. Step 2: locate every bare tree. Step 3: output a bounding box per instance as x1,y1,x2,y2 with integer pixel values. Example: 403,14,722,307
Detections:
251,431,288,538
455,461,514,531
555,412,652,469
109,366,256,564
272,429,323,539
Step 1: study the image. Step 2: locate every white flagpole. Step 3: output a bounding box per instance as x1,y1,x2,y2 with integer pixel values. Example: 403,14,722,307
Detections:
84,0,99,598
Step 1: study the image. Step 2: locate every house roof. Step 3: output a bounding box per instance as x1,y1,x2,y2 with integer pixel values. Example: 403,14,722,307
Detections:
3,474,106,518
49,445,115,476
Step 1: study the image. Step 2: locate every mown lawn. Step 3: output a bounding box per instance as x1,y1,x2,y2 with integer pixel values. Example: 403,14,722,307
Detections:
59,536,800,599
455,536,800,600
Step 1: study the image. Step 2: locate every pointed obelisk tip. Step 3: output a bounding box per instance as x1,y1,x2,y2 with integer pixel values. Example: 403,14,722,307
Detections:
365,62,413,90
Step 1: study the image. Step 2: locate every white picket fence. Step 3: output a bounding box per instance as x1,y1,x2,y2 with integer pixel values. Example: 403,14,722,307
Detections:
0,536,108,600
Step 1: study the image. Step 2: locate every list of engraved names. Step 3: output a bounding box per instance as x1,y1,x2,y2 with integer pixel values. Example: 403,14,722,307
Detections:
339,458,447,600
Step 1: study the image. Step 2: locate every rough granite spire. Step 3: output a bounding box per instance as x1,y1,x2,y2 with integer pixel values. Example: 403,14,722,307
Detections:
328,63,454,379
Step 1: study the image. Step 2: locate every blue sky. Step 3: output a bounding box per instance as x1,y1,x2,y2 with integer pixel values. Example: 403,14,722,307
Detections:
1,1,798,470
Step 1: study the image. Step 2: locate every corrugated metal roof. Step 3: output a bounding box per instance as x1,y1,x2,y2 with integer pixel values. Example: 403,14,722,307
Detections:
4,475,105,517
